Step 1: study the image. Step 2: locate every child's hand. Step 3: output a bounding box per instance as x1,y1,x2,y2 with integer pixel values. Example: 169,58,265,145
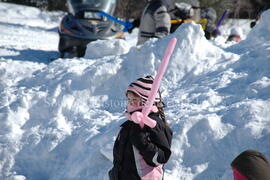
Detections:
131,111,144,127
131,112,156,128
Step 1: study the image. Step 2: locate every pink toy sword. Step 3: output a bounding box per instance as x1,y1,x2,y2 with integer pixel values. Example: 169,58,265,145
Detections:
131,37,177,128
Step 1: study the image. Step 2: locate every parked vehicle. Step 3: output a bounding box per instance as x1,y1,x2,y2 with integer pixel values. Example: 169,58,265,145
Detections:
58,0,123,58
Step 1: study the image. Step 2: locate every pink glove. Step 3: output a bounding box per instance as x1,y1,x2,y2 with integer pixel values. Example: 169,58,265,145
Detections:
131,111,157,128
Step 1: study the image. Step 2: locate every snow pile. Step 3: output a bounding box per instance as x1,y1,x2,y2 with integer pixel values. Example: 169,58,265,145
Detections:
245,10,270,44
0,2,270,180
85,39,132,59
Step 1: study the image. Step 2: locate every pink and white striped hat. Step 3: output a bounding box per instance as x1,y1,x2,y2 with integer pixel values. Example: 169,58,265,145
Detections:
126,76,161,103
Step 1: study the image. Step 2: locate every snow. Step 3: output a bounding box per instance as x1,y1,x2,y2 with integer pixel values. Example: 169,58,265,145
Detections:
1,2,270,180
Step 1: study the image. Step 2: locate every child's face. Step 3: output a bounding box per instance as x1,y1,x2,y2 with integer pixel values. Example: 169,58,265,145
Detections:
127,92,143,107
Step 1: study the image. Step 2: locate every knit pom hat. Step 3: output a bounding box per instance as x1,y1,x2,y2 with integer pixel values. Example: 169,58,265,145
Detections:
126,75,161,104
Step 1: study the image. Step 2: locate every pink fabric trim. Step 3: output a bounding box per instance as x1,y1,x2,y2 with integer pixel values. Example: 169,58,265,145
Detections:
131,86,150,97
127,86,160,101
232,168,248,180
126,105,143,113
135,80,153,89
133,146,163,180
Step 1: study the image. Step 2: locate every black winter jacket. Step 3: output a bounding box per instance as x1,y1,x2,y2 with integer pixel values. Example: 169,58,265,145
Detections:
109,112,173,180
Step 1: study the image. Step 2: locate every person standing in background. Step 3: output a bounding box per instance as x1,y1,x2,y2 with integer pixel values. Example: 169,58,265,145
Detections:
226,27,242,43
201,7,219,40
137,0,175,45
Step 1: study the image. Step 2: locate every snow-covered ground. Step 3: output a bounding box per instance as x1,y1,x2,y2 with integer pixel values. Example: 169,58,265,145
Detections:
0,2,270,180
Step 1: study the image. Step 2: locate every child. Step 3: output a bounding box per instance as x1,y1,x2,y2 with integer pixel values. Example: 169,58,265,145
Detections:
109,76,173,180
226,27,242,43
231,149,270,180
137,0,172,45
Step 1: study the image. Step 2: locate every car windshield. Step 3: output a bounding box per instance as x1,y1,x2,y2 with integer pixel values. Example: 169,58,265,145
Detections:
69,0,116,14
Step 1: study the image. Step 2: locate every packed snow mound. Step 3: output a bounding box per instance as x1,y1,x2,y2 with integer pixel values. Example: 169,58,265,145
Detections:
0,2,270,180
244,9,270,44
85,39,131,59
0,2,63,29
0,3,62,62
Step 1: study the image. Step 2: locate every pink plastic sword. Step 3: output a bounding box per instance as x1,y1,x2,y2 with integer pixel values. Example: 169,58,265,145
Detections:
131,37,177,128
